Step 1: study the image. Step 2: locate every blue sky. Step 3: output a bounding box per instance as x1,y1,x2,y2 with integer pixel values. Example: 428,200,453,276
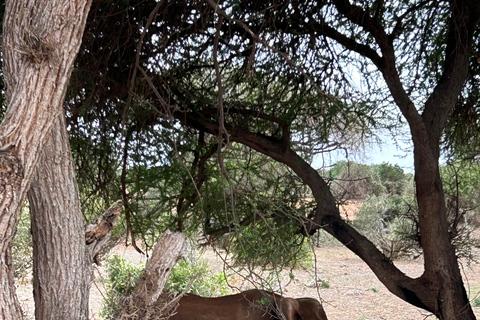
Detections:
312,134,415,173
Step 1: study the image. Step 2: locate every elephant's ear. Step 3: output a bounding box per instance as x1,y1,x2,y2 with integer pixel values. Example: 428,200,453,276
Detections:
296,298,328,320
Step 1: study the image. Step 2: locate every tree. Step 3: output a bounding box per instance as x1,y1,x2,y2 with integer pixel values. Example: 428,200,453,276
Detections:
27,114,89,319
64,1,477,319
0,0,92,318
1,1,478,320
187,1,477,318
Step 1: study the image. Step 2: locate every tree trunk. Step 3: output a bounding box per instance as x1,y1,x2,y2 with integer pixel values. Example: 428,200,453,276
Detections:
0,0,92,318
412,117,475,320
28,114,90,320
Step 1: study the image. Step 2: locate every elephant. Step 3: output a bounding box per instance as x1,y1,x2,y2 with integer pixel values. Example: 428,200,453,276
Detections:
168,289,328,320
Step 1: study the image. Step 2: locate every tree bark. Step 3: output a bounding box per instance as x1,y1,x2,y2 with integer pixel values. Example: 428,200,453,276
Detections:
0,0,92,318
85,200,123,265
113,230,185,320
28,114,90,320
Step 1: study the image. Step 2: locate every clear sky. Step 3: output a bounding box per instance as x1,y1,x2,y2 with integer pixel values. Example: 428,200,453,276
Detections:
312,133,415,173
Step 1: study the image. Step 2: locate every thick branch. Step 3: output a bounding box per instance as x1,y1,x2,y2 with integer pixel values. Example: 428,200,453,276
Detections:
331,0,422,129
313,21,382,66
113,230,185,320
421,0,480,145
173,110,432,308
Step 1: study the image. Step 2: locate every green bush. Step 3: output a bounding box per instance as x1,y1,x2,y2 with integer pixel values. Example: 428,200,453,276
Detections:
101,252,230,319
165,258,229,297
12,208,33,282
225,222,314,270
353,193,420,260
100,255,145,320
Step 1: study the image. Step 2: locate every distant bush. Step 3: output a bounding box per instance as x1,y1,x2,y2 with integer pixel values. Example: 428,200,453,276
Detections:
353,193,420,260
12,208,33,283
349,163,420,260
352,161,480,261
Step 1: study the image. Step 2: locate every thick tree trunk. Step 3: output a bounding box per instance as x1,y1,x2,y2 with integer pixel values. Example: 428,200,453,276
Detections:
412,121,474,320
0,0,92,318
28,114,90,320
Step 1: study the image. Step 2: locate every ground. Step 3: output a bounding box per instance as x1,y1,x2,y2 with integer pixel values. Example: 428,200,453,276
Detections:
16,232,480,320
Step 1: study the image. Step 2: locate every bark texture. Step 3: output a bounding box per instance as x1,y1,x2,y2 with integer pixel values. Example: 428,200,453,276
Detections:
85,200,123,265
28,114,90,320
113,230,185,320
0,0,92,318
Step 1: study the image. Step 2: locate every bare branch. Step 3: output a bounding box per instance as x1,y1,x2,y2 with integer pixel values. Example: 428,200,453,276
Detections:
85,200,123,265
113,230,186,320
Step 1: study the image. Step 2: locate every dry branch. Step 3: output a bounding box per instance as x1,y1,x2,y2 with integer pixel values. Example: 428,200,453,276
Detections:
113,230,186,320
85,200,123,265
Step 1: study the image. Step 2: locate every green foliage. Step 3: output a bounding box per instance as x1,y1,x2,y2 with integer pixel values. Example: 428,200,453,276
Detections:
352,160,480,261
319,280,330,289
225,221,313,270
441,161,480,221
165,258,229,297
327,161,377,200
12,208,32,282
353,193,420,260
326,161,412,201
371,163,409,195
473,297,480,307
440,161,480,261
100,255,145,320
101,251,230,319
348,162,420,260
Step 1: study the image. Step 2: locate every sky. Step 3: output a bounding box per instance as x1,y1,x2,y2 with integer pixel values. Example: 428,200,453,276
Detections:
312,133,415,173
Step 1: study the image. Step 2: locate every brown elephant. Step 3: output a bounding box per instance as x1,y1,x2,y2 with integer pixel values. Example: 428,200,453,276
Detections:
168,289,328,320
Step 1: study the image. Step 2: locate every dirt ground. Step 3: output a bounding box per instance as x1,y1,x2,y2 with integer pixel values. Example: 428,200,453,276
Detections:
17,234,480,320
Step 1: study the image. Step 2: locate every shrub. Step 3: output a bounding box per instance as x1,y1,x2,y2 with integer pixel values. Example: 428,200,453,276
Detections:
165,258,229,297
353,193,421,260
225,223,314,270
100,254,145,320
12,208,33,282
101,251,230,319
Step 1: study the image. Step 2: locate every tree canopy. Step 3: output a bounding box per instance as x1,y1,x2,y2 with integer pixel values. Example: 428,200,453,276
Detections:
1,0,479,319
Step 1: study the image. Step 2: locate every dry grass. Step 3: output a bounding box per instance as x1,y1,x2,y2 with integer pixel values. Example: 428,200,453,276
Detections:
198,235,480,320
18,234,480,320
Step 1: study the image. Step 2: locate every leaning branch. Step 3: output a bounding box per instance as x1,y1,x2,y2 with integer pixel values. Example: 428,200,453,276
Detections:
331,0,422,132
173,108,433,309
421,0,480,141
113,230,185,320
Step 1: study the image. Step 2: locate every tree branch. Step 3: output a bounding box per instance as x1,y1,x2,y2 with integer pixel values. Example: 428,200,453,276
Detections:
331,0,422,132
85,200,123,265
421,0,480,144
173,108,435,309
113,230,185,320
